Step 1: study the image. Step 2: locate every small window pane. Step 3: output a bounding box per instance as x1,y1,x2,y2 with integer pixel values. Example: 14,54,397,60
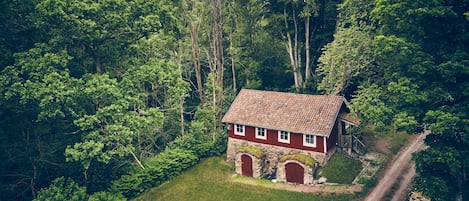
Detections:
258,128,265,136
236,125,243,133
278,131,290,143
256,128,266,139
234,124,245,136
304,134,316,147
280,131,288,140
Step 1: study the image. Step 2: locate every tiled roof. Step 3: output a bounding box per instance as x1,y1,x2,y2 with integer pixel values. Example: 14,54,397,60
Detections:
222,89,344,137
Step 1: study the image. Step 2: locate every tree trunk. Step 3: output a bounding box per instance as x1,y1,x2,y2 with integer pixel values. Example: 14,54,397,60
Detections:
211,0,224,124
179,96,185,136
131,151,145,169
189,18,205,103
283,5,303,91
293,8,303,89
284,8,296,89
285,35,299,89
94,52,102,74
456,166,464,201
176,44,185,136
304,16,311,86
229,32,237,93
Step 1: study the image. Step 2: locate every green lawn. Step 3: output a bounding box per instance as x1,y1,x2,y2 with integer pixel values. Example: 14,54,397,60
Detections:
135,156,359,201
318,153,362,184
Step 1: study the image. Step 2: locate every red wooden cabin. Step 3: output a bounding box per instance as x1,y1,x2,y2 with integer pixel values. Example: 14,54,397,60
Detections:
223,89,357,184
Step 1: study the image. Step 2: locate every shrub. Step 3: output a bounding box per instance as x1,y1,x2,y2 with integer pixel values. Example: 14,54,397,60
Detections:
88,191,126,201
110,102,228,199
210,131,228,155
168,131,227,158
168,133,212,157
111,148,198,198
393,112,418,133
34,177,87,201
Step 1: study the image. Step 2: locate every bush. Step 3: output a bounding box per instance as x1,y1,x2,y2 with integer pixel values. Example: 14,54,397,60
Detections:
111,148,198,198
393,112,419,133
110,102,228,199
169,130,227,158
88,191,126,201
168,133,211,157
34,177,87,201
210,131,228,155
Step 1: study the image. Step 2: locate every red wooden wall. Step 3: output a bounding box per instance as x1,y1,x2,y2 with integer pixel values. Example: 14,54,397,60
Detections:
327,121,338,152
227,124,327,153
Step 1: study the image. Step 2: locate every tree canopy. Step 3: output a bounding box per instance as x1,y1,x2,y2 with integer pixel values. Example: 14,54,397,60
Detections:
0,0,467,200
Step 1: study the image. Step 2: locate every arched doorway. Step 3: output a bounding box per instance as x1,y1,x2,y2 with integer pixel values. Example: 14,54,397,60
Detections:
285,162,304,184
241,154,253,177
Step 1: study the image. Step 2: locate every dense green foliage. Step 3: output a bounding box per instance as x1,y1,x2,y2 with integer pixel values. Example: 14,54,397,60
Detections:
0,0,467,200
370,1,468,200
111,148,199,198
323,0,468,199
33,177,88,201
34,177,126,201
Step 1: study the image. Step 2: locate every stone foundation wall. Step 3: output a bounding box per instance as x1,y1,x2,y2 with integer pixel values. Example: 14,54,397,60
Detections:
276,160,314,184
234,153,262,178
227,137,330,177
322,147,335,166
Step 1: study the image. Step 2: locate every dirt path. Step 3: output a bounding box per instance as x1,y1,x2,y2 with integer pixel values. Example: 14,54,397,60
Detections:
365,131,429,201
231,175,363,194
390,163,416,201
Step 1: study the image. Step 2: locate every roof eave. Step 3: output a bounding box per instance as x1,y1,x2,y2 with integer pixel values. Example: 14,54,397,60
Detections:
222,121,330,137
323,97,345,138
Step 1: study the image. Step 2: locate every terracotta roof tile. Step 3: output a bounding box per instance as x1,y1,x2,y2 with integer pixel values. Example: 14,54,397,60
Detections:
222,89,344,137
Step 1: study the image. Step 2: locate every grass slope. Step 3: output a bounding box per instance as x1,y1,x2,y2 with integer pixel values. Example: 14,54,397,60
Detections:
135,156,358,201
319,154,362,184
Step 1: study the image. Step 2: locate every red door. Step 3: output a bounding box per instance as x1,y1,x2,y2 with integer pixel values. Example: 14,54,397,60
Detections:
241,154,253,177
285,162,304,184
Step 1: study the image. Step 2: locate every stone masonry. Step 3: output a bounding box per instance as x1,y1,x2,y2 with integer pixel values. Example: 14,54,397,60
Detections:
276,160,314,184
235,153,262,178
227,137,335,181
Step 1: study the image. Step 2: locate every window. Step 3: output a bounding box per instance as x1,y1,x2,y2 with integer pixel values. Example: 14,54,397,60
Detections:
303,134,316,147
278,131,290,143
234,124,245,136
255,127,266,140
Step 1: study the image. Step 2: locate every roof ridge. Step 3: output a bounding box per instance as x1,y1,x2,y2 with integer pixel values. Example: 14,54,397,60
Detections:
240,88,343,97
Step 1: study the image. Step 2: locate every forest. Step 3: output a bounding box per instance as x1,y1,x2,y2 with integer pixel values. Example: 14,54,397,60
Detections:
0,0,467,200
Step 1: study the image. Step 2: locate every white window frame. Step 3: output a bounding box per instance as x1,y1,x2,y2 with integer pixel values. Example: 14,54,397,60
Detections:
303,134,316,147
255,127,267,140
234,124,245,136
278,131,290,143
